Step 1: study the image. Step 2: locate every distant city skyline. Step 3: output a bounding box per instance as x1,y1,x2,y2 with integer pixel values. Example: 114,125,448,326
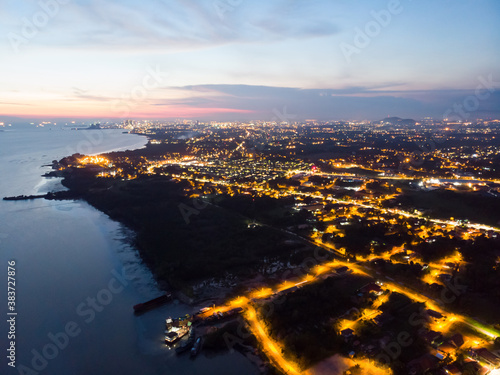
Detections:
0,0,499,121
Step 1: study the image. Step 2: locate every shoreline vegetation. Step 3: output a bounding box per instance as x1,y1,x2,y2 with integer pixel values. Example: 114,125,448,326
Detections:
7,142,322,305
3,191,80,201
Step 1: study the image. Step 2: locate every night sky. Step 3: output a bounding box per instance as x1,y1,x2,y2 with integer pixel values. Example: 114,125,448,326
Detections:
1,0,499,120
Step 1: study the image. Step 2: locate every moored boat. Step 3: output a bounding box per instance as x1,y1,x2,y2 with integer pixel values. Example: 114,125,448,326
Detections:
133,292,172,313
165,315,192,345
190,337,202,357
175,331,195,355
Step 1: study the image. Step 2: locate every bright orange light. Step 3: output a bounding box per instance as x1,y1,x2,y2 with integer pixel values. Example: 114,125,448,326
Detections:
244,307,304,375
313,265,328,275
229,296,249,308
278,281,292,291
78,155,109,166
250,288,273,300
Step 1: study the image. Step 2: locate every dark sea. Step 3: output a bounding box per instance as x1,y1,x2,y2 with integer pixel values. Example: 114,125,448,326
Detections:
0,127,258,375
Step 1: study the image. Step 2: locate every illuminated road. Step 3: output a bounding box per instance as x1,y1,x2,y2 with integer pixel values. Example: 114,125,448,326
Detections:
198,260,371,374
307,237,500,340
169,172,500,234
245,306,304,375
195,207,499,375
224,238,498,373
127,161,500,372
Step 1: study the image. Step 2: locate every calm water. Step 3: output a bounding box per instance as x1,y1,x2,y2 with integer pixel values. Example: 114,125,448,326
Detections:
0,128,258,375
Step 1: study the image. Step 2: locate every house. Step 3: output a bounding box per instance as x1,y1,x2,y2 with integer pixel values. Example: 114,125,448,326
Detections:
443,364,462,375
341,328,355,340
408,354,440,375
437,341,457,356
472,348,500,367
462,359,489,375
336,266,350,274
447,333,464,348
437,333,464,355
359,283,383,296
421,330,443,346
434,352,445,361
426,309,444,320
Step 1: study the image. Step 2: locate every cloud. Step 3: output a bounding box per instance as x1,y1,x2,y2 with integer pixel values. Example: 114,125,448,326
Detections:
1,0,340,51
69,87,114,102
0,102,33,106
150,84,500,121
1,0,497,121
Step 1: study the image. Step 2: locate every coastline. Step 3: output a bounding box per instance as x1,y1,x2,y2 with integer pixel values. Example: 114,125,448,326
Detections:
14,132,316,308
7,132,217,304
86,133,149,156
1,130,321,374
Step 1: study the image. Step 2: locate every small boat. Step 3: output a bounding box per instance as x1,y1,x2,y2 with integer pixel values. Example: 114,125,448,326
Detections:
175,327,196,354
175,337,194,354
165,331,182,344
165,316,191,345
190,337,202,357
